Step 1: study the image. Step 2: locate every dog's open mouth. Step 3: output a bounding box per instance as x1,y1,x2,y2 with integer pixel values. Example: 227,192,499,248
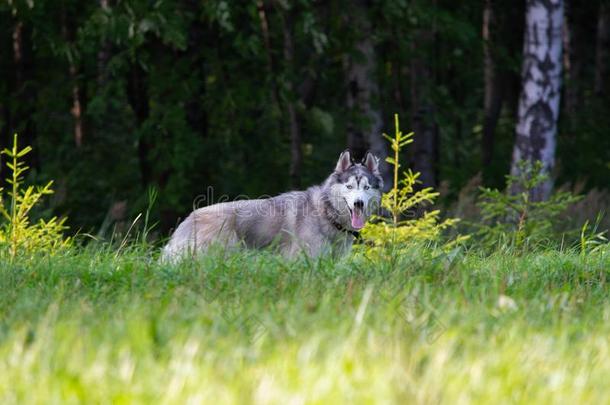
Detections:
348,206,365,230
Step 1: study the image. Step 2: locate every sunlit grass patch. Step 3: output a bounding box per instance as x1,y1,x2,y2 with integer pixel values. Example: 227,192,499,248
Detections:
0,246,608,403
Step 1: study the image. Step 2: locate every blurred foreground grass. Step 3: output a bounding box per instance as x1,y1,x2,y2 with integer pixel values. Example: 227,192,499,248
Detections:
0,245,608,404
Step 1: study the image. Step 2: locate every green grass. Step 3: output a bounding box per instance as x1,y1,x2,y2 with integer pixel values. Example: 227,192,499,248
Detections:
0,245,609,404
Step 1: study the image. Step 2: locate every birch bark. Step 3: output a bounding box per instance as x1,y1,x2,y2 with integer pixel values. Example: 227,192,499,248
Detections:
510,0,564,200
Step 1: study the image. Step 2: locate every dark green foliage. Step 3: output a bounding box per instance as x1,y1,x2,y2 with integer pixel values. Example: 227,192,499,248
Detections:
476,161,582,249
0,0,607,237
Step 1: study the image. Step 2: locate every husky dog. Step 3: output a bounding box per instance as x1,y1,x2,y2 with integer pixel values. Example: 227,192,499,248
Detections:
162,150,383,261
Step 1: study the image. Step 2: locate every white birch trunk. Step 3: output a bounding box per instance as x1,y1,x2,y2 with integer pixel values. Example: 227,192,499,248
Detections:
511,0,564,201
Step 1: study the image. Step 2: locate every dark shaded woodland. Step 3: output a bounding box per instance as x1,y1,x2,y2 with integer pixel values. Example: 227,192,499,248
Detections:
0,0,608,234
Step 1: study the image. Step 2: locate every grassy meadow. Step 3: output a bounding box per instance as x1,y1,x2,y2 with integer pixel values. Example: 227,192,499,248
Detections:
0,244,608,404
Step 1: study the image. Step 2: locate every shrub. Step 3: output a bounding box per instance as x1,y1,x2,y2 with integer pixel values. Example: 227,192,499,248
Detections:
475,160,581,250
0,134,70,258
361,115,463,254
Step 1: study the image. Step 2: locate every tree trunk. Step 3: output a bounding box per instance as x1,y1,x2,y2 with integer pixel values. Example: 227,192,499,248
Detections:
344,1,390,189
185,20,208,140
482,0,504,168
126,64,151,188
61,7,84,147
562,0,582,117
12,21,23,85
510,0,564,201
97,0,111,87
279,9,303,189
69,64,84,148
10,18,39,172
256,0,281,111
595,2,610,96
410,28,437,188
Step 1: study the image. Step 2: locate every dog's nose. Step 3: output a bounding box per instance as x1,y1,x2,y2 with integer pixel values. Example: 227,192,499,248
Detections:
354,200,364,209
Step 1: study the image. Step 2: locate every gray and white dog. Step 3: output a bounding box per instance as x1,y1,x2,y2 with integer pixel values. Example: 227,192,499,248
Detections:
162,150,383,261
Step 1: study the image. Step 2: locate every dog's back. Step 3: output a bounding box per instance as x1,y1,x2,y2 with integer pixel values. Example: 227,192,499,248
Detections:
161,191,322,261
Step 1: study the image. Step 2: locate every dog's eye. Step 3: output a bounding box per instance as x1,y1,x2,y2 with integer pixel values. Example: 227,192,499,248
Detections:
346,184,353,189
364,185,370,190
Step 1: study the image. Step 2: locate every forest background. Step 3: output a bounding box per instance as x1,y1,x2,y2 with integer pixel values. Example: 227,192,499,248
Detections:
1,0,608,236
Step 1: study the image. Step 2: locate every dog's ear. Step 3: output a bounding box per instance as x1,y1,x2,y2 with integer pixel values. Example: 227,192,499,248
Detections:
362,152,380,174
335,150,353,173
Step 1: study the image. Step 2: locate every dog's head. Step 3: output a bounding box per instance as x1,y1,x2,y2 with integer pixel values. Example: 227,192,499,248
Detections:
326,150,383,230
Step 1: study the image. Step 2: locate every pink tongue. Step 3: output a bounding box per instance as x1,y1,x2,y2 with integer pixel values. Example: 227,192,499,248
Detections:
351,210,365,229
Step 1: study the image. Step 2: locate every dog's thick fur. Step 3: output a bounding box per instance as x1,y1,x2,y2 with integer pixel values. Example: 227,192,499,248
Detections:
162,151,383,261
